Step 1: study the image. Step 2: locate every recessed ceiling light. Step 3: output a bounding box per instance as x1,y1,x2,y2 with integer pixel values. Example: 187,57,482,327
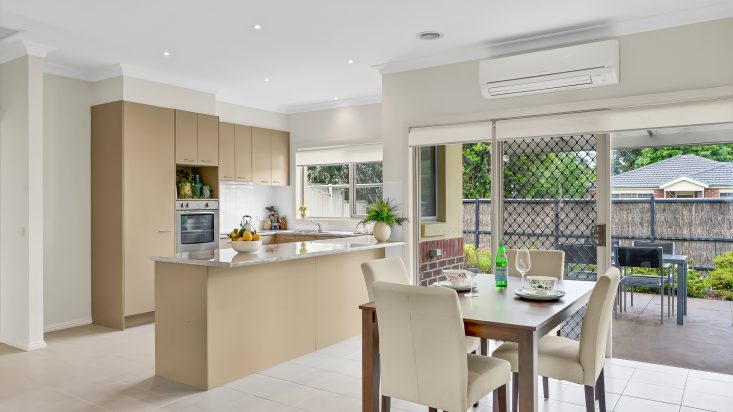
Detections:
348,59,355,64
416,31,443,40
162,51,171,57
333,97,339,101
264,77,270,82
253,24,262,30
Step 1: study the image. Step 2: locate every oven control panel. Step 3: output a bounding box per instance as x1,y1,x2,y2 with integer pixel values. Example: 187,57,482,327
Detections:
176,200,219,210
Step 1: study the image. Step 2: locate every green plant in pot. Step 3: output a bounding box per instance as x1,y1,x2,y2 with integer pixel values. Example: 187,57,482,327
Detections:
298,204,308,218
364,198,408,242
176,168,194,199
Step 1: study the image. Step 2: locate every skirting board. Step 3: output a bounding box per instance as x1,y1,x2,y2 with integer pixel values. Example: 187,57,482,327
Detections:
44,317,93,333
0,335,47,351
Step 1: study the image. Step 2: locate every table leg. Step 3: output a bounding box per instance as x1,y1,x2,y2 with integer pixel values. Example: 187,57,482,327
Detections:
517,330,539,412
362,309,380,412
676,261,685,325
683,260,688,316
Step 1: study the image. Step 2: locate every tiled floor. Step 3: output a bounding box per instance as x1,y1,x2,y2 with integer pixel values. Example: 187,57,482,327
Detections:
613,292,733,374
1,324,732,411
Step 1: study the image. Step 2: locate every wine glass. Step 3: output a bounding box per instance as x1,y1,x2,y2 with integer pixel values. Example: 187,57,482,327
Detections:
515,249,532,288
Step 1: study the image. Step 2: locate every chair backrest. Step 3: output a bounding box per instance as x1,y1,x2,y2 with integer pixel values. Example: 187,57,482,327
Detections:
578,267,621,386
361,257,410,301
615,246,663,270
373,282,468,412
633,240,675,255
507,249,565,279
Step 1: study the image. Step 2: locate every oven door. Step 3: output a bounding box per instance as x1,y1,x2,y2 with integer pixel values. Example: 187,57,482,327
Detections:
176,210,219,252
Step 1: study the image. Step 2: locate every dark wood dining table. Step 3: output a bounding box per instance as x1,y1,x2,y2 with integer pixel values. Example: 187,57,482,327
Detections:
360,274,595,412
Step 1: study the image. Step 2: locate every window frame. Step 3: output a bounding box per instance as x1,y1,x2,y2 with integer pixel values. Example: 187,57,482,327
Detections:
419,146,439,221
299,161,383,220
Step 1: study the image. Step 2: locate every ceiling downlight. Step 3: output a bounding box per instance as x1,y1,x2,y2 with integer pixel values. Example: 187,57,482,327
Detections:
416,31,443,40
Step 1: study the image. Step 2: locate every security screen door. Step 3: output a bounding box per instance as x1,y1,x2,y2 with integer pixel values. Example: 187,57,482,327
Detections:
501,134,604,340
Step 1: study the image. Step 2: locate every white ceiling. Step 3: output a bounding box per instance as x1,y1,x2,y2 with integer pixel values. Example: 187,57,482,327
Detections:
1,0,732,113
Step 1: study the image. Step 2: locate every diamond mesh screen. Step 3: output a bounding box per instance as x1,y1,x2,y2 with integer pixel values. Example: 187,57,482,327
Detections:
503,135,597,340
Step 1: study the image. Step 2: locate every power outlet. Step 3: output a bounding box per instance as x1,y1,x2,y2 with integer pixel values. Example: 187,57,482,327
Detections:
428,249,443,258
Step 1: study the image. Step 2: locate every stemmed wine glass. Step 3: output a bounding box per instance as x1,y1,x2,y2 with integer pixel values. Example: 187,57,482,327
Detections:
465,249,479,297
515,249,532,288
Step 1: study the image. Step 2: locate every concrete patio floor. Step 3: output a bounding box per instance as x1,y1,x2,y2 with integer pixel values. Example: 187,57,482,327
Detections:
613,292,733,374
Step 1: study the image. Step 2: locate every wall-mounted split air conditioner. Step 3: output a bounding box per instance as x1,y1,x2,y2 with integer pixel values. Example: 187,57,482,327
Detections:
479,40,619,99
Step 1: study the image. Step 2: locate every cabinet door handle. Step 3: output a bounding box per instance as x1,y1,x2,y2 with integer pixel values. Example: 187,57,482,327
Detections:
273,180,280,184
223,175,234,179
200,159,211,163
260,180,268,183
157,230,172,233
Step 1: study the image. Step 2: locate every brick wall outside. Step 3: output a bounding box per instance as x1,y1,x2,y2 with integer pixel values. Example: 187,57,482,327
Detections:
653,189,664,198
418,237,464,285
704,188,720,198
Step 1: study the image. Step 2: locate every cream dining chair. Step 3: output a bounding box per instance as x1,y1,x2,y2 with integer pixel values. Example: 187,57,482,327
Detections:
506,249,565,278
361,257,481,355
373,281,511,412
492,267,621,412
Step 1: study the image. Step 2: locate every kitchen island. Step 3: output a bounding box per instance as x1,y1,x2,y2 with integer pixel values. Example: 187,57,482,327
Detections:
152,235,402,390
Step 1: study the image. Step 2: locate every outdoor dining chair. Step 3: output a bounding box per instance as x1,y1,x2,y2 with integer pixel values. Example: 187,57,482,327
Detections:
615,246,671,323
632,240,676,315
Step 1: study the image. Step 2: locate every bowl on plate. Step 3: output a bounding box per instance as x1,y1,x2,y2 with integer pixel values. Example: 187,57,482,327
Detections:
526,276,557,294
231,239,262,253
443,269,468,284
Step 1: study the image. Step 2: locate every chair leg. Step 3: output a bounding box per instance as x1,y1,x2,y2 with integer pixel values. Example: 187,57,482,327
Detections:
542,376,549,399
481,339,488,356
496,384,508,412
381,395,390,412
512,372,518,412
661,282,664,324
428,408,437,412
630,286,634,307
596,368,607,412
584,385,595,412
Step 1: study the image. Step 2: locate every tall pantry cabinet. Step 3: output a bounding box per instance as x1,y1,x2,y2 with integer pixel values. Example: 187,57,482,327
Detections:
91,101,175,330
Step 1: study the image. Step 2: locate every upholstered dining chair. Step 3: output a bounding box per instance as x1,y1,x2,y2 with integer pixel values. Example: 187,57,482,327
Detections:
372,281,512,412
361,257,481,355
506,249,565,279
492,267,621,412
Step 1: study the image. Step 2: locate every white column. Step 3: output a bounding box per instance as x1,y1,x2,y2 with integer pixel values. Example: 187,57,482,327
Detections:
0,40,53,350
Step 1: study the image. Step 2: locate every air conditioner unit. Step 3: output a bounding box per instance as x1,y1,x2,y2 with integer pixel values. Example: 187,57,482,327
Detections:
479,40,619,99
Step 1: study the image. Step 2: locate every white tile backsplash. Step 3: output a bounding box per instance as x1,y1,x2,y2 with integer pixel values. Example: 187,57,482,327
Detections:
219,183,293,233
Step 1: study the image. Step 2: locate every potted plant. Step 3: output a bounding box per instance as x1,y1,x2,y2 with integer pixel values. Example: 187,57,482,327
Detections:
298,204,308,219
364,198,408,242
176,168,194,199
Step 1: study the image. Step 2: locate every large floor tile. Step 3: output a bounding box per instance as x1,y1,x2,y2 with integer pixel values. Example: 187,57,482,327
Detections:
629,368,688,389
682,389,733,411
622,380,683,404
613,396,681,412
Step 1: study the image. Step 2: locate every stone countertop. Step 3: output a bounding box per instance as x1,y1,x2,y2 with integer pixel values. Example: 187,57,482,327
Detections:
218,230,365,239
153,235,403,268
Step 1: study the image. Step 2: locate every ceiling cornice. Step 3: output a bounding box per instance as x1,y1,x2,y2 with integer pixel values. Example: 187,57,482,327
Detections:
285,95,382,114
0,39,55,65
375,5,733,74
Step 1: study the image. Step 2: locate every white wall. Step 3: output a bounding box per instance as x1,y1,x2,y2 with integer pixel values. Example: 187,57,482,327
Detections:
43,74,93,331
0,55,46,350
123,77,217,115
217,101,289,131
381,17,733,271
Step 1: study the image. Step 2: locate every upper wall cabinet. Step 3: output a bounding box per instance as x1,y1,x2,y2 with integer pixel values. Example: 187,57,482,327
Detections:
252,127,272,185
197,114,219,166
234,125,253,182
270,130,289,186
175,110,219,166
219,123,236,180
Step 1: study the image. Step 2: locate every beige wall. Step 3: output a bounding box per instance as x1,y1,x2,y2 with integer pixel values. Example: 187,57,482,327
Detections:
419,144,464,242
382,17,733,272
43,74,93,331
216,101,289,131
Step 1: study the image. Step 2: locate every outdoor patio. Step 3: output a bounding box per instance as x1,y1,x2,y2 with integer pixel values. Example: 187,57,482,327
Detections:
613,292,733,374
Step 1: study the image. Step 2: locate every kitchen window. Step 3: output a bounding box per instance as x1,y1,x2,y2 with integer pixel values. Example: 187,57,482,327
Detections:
300,161,383,219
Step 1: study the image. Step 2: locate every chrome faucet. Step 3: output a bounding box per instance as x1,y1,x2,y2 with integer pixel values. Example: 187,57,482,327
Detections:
307,220,323,233
354,220,366,234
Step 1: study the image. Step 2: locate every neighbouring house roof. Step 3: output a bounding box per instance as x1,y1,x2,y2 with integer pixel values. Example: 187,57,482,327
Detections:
612,154,733,189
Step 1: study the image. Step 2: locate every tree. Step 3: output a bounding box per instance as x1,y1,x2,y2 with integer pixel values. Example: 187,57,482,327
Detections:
463,143,492,198
612,144,733,174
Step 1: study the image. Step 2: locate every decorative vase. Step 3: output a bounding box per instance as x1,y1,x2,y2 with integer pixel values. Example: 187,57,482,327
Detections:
300,211,307,219
193,175,203,198
178,182,192,199
372,222,391,242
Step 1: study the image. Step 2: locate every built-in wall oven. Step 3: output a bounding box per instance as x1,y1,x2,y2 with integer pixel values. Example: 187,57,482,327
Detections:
176,200,219,252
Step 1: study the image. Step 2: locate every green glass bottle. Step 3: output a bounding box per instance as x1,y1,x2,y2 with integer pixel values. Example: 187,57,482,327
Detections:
495,243,508,288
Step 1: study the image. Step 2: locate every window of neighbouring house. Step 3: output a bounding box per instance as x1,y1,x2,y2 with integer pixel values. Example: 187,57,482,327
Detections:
420,146,438,220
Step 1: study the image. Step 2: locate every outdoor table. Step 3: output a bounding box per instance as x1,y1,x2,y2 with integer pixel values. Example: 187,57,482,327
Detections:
359,274,595,412
664,253,689,325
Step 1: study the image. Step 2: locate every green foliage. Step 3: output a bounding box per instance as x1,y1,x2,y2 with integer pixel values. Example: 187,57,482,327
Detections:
364,198,408,226
176,167,194,185
504,152,595,199
612,144,733,174
709,251,733,300
463,143,492,199
463,244,492,273
307,164,349,185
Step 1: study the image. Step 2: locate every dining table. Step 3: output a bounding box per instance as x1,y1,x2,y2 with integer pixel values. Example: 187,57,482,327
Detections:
664,254,689,325
360,274,596,412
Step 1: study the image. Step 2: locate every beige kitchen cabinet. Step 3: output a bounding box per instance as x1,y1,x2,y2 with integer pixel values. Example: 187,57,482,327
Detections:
197,114,219,166
234,125,253,182
219,123,235,180
92,101,175,330
270,130,290,186
252,127,272,185
175,110,198,165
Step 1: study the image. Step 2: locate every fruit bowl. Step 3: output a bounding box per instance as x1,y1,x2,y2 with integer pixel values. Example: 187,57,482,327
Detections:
231,240,262,253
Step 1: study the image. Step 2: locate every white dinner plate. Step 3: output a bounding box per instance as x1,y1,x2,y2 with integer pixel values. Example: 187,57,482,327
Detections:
435,280,476,292
514,288,565,301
